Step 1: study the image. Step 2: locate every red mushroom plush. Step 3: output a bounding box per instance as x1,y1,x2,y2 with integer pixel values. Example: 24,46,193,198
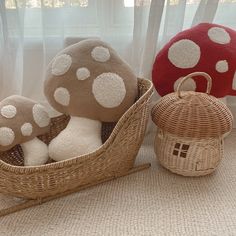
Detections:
152,23,236,98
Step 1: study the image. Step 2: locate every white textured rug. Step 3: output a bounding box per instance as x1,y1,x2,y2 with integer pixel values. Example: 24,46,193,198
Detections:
1,131,236,236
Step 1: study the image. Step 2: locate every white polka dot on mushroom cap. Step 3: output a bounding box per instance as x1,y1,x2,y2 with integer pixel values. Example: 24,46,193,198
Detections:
1,105,17,118
21,123,33,136
52,54,72,76
216,60,229,73
32,104,50,128
91,46,110,62
92,73,126,108
208,27,231,44
168,39,201,69
233,71,236,90
54,87,70,106
76,67,90,80
174,77,196,92
0,127,15,146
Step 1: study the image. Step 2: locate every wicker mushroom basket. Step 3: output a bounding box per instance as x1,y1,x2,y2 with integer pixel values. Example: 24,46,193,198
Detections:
152,72,233,177
0,78,153,217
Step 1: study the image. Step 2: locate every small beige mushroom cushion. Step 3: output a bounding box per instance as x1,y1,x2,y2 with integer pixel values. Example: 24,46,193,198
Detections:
44,39,138,161
0,95,50,166
44,39,138,122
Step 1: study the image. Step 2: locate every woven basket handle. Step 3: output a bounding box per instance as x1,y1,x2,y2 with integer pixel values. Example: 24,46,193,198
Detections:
177,72,212,98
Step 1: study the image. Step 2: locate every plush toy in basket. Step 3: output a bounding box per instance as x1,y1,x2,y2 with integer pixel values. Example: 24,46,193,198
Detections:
0,95,50,166
151,72,233,177
44,39,138,161
0,39,153,217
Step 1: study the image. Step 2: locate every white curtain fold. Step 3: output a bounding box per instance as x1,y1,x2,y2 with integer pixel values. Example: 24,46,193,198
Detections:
0,1,24,97
0,0,236,120
192,0,219,26
162,0,187,45
139,0,165,78
132,3,149,75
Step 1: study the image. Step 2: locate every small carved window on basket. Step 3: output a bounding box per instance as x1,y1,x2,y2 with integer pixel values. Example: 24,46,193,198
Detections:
173,143,189,158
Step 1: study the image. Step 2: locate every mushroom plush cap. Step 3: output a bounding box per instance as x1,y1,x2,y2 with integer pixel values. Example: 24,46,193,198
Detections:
152,91,233,138
152,23,236,97
44,39,138,122
0,95,50,151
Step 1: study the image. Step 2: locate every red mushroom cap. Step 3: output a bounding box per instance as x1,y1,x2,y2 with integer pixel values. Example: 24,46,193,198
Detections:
152,23,236,98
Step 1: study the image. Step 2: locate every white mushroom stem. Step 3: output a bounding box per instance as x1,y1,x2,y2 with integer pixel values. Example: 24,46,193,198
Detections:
48,116,102,161
21,137,49,166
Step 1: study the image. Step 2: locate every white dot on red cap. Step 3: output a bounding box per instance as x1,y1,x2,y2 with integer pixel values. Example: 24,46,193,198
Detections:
92,73,126,108
174,77,196,92
32,104,50,128
232,71,236,90
168,39,200,69
0,127,15,146
208,27,231,44
91,46,110,62
1,105,17,118
76,67,90,80
215,60,228,73
52,54,72,76
21,123,33,136
54,87,70,106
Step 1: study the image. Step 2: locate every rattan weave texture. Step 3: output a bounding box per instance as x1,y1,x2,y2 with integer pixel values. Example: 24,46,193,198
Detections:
0,79,153,200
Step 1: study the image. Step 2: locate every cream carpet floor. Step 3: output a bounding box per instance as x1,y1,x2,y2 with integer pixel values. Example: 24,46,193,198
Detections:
1,130,236,236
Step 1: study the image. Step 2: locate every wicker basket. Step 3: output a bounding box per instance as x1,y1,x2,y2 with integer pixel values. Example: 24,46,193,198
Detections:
152,72,233,177
0,78,153,217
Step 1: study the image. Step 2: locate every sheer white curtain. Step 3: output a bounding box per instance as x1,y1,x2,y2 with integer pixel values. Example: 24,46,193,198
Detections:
1,0,236,117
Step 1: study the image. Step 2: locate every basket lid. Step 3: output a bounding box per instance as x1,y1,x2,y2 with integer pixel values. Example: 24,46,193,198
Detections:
152,72,233,138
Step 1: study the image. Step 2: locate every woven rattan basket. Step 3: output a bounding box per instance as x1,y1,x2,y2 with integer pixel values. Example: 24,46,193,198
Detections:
0,78,153,217
152,72,233,177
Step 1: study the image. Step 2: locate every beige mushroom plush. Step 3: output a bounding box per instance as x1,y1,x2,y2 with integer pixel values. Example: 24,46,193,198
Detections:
0,95,50,166
44,39,138,161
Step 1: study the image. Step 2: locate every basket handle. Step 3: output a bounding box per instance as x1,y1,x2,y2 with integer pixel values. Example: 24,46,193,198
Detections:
176,72,212,98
